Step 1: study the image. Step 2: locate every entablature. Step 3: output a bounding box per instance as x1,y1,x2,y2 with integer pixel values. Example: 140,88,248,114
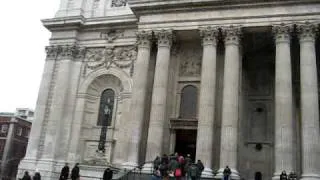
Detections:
128,0,320,16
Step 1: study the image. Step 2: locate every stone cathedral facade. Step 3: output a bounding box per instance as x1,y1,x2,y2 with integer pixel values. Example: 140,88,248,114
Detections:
18,1,320,180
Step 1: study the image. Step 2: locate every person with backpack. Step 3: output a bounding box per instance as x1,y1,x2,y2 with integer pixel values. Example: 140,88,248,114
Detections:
223,166,231,180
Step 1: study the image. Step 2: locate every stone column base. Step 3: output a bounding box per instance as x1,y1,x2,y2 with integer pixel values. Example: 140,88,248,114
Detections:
141,163,154,174
301,173,320,180
17,158,38,179
201,167,215,178
215,168,240,180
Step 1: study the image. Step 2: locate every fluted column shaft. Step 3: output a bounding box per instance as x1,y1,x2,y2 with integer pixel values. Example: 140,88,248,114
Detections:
219,26,241,178
145,30,173,161
298,22,320,180
126,31,152,165
272,24,294,178
196,27,219,176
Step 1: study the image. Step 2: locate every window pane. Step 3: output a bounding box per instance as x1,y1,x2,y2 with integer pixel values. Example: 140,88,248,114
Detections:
97,89,115,126
179,85,198,118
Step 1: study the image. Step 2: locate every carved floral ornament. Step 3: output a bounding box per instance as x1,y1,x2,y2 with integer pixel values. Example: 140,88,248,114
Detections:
45,45,86,60
100,29,124,43
297,22,318,41
85,46,137,71
111,0,127,7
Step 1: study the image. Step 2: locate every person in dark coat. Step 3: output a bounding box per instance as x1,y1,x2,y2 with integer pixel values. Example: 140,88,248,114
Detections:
33,169,41,180
71,163,80,180
280,171,288,180
223,166,231,180
103,168,113,180
22,171,31,180
59,163,70,180
196,160,204,178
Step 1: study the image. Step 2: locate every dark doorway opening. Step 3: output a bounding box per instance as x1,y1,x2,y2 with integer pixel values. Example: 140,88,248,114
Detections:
255,172,262,180
175,129,197,161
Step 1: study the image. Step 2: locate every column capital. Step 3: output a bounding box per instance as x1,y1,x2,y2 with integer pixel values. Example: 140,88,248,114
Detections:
222,26,241,46
136,30,152,48
272,23,293,43
154,29,173,48
45,46,61,60
199,26,219,46
45,45,86,61
297,22,318,43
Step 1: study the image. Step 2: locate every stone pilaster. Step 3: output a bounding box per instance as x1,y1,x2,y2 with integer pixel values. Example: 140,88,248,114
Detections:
145,29,173,163
297,22,320,180
125,30,152,166
41,45,77,161
196,26,219,178
218,26,241,179
272,24,294,179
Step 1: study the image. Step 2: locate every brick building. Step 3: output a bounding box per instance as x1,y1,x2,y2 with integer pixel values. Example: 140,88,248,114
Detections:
0,114,31,179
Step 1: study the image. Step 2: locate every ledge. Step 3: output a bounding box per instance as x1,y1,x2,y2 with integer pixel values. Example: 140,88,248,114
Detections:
42,14,137,31
128,0,320,16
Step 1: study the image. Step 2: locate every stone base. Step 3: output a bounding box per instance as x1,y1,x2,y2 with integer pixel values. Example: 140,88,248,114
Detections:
201,167,215,178
141,162,154,174
17,158,38,179
301,173,320,180
215,168,240,180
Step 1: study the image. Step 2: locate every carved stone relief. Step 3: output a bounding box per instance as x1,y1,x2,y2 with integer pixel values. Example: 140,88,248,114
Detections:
84,46,137,76
111,0,127,7
178,43,202,76
100,30,124,43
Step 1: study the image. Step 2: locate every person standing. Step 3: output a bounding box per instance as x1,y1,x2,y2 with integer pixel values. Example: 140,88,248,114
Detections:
280,171,288,180
196,160,204,178
71,163,80,180
103,168,113,180
33,169,41,180
59,163,70,180
223,166,231,180
22,171,31,180
188,163,199,180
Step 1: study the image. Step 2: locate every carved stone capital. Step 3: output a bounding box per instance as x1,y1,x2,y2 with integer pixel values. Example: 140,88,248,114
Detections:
75,46,87,60
222,26,241,46
60,45,77,59
297,22,317,43
272,24,292,44
199,26,219,46
155,29,173,48
136,30,152,49
45,46,61,59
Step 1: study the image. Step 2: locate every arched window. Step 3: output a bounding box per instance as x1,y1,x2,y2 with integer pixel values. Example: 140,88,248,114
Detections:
97,89,115,126
179,85,198,118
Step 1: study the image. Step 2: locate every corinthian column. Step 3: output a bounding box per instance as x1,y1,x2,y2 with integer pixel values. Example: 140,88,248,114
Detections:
126,30,152,166
145,29,173,162
272,24,294,179
218,26,241,179
196,26,219,177
298,22,320,180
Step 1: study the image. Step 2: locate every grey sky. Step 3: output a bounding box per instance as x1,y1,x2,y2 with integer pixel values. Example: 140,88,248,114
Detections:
0,1,59,112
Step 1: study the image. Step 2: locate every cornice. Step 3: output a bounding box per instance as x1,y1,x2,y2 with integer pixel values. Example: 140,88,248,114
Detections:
128,0,320,17
42,14,137,32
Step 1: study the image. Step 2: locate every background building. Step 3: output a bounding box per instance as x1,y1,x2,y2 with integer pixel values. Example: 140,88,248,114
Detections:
0,111,32,179
18,0,320,180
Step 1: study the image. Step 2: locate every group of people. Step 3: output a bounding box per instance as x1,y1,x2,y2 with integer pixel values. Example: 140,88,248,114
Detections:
280,171,297,180
152,153,204,180
59,163,113,180
20,170,41,180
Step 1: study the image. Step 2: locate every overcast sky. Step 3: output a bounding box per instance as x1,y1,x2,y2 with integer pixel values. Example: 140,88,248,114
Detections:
0,1,59,112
